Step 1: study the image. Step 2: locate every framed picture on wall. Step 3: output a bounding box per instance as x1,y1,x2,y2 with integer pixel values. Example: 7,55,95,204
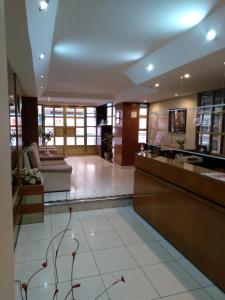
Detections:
168,108,187,133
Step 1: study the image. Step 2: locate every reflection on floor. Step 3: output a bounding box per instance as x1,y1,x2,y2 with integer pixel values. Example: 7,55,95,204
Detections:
14,206,225,300
44,156,134,202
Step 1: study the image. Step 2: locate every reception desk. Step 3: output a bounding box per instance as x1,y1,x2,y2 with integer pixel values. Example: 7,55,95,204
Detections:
134,153,225,291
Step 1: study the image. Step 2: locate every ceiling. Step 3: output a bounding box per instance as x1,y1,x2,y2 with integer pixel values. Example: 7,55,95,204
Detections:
5,0,225,105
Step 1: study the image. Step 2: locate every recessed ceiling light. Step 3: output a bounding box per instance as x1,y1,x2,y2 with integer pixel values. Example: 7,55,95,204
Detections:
184,73,190,78
39,0,49,11
39,53,45,60
144,99,148,103
147,64,154,71
154,83,159,87
40,86,44,89
47,97,50,101
10,94,14,99
40,74,45,79
175,93,178,97
206,29,217,41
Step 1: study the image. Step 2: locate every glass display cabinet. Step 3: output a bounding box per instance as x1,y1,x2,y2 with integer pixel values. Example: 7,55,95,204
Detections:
196,89,225,155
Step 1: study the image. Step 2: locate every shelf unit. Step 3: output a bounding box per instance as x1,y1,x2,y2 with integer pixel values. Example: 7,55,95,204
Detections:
196,89,225,155
19,184,44,224
97,125,112,159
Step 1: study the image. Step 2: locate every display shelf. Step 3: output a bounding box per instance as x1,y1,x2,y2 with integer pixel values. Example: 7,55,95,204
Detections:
19,184,44,223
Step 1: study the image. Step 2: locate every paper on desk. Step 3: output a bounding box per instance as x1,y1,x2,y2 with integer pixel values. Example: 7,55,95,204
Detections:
201,172,225,182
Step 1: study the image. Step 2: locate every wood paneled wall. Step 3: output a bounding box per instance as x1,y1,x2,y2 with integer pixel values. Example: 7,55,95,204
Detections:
114,102,141,166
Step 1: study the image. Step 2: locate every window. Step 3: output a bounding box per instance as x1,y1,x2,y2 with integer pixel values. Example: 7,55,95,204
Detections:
138,105,148,143
41,106,97,147
86,107,96,145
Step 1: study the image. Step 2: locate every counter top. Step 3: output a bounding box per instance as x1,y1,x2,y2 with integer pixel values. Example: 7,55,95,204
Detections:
135,153,225,207
139,153,215,175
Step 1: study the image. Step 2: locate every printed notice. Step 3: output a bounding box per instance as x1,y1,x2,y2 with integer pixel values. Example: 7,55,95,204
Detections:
201,172,225,182
131,111,137,118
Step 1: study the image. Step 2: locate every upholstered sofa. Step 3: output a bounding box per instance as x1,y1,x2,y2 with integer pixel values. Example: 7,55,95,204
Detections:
24,144,72,192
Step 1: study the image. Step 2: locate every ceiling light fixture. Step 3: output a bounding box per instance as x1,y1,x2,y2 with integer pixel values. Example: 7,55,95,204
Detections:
146,64,154,72
39,0,49,11
175,93,178,97
40,74,45,79
39,53,45,60
47,97,50,101
154,83,159,87
184,73,190,79
206,29,217,41
40,86,44,89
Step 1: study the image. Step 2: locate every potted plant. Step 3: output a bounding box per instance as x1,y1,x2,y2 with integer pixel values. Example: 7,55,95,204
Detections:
103,133,113,160
20,167,42,185
39,128,54,156
176,138,186,150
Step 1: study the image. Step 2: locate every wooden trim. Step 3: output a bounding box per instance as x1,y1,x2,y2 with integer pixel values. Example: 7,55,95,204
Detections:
21,203,44,214
19,184,44,195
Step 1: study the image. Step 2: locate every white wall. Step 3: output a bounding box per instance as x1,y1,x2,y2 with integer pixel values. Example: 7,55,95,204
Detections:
0,0,14,299
149,95,198,149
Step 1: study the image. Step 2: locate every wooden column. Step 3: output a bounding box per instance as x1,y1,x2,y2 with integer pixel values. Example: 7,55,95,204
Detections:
114,102,140,166
22,97,38,146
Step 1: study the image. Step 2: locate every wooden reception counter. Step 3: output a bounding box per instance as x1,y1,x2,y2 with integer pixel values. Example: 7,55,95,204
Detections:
134,153,225,291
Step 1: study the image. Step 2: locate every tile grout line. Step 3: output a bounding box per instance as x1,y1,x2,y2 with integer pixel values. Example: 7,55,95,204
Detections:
105,212,162,299
121,207,216,300
78,218,111,300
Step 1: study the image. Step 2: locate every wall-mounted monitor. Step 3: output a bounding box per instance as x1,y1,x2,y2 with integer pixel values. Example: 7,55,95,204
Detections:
168,108,187,133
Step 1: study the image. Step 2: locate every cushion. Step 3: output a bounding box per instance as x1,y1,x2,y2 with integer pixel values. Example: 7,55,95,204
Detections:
23,150,31,169
30,142,38,148
27,145,41,168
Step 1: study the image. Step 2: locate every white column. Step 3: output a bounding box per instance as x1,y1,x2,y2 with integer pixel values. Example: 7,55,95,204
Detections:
0,0,14,299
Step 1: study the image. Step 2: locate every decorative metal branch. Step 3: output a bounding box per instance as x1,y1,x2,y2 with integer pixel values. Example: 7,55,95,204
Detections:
15,206,125,299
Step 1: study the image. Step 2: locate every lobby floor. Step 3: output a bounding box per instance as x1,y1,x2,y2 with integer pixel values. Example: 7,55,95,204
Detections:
14,206,225,300
44,156,134,202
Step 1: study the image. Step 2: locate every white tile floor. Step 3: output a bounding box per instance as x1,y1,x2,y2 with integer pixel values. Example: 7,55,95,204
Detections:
44,156,134,202
14,206,225,300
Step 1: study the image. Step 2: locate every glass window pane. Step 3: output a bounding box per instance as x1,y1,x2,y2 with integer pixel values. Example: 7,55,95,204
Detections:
55,118,64,126
87,127,96,136
45,117,53,126
10,117,16,126
76,118,84,126
76,128,84,136
38,115,42,126
139,118,147,129
87,137,96,145
17,117,22,126
10,105,15,115
48,139,54,146
38,105,42,115
44,107,54,116
76,137,84,145
67,137,75,145
87,107,96,116
107,107,112,117
55,107,64,116
107,117,112,125
138,130,147,143
66,118,75,126
45,127,54,134
87,117,96,126
10,127,16,135
66,108,75,116
55,137,64,145
76,108,84,117
140,107,147,116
